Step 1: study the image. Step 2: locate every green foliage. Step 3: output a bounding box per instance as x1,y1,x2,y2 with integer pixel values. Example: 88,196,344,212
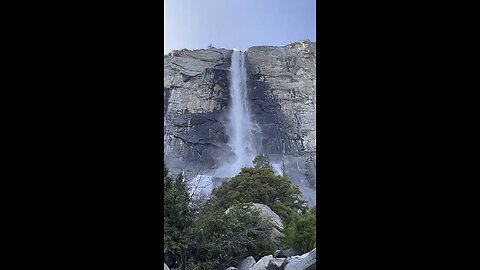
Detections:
253,154,272,169
187,203,275,269
164,164,192,268
282,207,316,254
210,156,307,223
163,157,315,269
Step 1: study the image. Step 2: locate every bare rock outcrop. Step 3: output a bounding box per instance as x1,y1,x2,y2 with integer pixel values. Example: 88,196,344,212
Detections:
226,247,316,270
250,255,273,270
273,248,298,258
238,256,256,270
283,248,316,270
267,258,286,270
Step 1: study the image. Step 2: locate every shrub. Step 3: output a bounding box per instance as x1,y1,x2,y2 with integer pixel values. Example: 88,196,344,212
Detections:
187,203,275,269
282,207,316,254
164,164,192,268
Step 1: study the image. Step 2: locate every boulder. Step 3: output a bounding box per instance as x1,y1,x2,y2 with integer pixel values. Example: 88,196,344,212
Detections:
238,256,256,270
273,248,298,258
164,263,170,270
225,203,284,239
267,258,286,270
249,203,284,230
250,255,273,270
283,248,316,270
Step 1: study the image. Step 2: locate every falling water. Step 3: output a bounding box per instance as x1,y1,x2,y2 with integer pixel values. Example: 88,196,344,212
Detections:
216,49,257,177
189,49,257,198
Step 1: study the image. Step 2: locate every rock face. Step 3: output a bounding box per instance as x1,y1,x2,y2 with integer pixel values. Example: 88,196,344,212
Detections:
250,255,273,270
267,258,286,270
225,203,284,238
245,41,316,204
250,203,283,230
238,256,256,270
274,248,298,258
229,247,315,270
283,248,316,270
164,48,232,176
164,40,316,204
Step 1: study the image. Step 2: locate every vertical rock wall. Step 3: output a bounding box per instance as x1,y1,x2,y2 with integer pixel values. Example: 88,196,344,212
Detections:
164,41,316,204
245,41,316,203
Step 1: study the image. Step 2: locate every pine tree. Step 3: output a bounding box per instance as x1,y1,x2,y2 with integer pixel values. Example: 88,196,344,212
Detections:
211,155,307,223
253,154,272,169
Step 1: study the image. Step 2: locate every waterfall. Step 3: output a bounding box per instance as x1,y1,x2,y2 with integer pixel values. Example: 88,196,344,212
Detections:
189,49,257,198
216,49,257,177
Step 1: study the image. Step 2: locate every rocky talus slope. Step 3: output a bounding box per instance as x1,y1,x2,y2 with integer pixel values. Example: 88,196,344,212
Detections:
226,248,316,270
164,40,316,204
164,248,316,270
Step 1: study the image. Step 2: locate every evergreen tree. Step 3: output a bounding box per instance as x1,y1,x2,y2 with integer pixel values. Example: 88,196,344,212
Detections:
187,204,275,269
253,154,272,169
163,158,313,268
210,155,307,224
164,163,192,269
282,207,316,253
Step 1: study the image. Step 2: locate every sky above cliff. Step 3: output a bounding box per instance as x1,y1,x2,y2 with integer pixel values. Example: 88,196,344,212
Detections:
164,0,316,54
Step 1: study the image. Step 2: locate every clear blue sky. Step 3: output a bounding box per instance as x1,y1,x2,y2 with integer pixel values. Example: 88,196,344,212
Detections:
164,0,316,54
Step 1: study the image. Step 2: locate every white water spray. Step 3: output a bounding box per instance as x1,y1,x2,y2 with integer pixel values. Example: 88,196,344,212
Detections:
189,49,258,198
216,49,257,176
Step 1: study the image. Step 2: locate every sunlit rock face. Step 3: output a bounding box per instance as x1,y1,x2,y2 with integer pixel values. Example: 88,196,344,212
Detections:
164,40,316,205
164,48,232,176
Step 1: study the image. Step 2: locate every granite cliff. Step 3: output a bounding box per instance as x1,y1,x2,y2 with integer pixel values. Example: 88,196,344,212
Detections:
164,40,316,204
